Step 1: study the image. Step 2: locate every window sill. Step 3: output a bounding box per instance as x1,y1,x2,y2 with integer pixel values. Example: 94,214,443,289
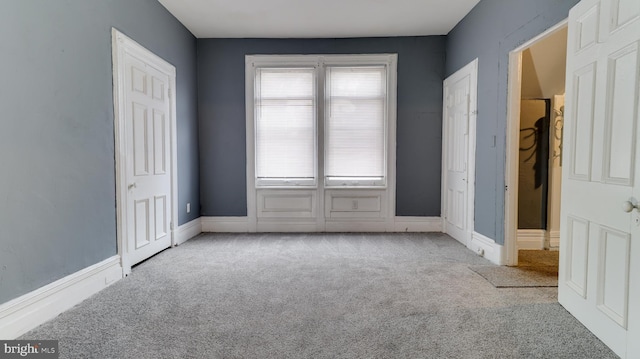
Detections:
324,185,387,190
256,185,318,190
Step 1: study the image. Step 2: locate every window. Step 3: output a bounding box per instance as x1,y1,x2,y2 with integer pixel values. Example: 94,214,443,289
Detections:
255,68,316,186
247,54,396,189
325,66,386,186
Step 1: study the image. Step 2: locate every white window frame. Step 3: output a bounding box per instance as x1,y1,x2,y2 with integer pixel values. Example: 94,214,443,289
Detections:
245,54,397,230
246,54,397,188
253,66,319,187
323,63,389,188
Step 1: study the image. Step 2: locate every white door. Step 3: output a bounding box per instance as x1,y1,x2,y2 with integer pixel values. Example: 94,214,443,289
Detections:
559,0,640,357
442,60,477,246
113,30,175,268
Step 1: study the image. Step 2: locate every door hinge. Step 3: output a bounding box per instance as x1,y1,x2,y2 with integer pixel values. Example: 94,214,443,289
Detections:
170,221,174,230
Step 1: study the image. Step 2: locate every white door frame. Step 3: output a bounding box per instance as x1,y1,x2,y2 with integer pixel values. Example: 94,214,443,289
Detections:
111,28,178,275
504,20,567,265
441,58,478,247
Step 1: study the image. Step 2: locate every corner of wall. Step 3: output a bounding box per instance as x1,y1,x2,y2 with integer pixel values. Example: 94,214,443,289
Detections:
176,217,203,245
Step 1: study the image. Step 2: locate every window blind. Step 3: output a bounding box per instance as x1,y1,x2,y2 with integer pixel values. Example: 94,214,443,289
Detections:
255,68,316,185
325,66,387,186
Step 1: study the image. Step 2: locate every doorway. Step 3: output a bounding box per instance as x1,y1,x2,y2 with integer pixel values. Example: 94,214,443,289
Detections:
505,21,568,266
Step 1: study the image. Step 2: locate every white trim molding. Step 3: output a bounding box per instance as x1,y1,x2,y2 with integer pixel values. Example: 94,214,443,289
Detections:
548,230,561,249
504,19,568,266
176,218,203,245
200,216,442,233
258,220,321,233
0,256,122,339
201,217,250,232
469,231,505,265
517,229,546,250
245,54,398,234
393,217,443,232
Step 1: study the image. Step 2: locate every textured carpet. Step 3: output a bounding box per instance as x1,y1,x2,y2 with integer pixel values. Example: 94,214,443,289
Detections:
20,233,616,358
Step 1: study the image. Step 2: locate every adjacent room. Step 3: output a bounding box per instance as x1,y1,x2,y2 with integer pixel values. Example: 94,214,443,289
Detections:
1,0,639,357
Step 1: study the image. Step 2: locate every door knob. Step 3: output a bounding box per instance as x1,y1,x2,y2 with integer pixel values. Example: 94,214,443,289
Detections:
128,182,137,190
623,199,638,213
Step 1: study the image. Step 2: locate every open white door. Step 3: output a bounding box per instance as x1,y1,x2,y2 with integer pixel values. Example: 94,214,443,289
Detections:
113,29,177,272
559,0,640,357
442,59,477,246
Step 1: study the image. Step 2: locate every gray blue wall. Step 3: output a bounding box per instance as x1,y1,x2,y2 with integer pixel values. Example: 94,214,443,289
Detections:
0,0,582,305
197,37,446,216
0,0,199,304
446,0,579,244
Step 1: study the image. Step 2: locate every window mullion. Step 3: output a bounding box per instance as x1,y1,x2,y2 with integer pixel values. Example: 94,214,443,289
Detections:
317,62,326,193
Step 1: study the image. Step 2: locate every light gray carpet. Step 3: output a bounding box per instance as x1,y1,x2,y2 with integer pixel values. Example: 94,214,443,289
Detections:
21,233,616,358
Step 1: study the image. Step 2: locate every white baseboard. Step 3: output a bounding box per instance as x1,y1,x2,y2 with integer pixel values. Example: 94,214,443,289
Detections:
175,217,202,245
393,216,443,232
257,220,319,232
517,229,546,250
201,216,249,232
0,256,123,339
469,231,505,265
200,216,443,233
324,220,388,232
549,230,560,249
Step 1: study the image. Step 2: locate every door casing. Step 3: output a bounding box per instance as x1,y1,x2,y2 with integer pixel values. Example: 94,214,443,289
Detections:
504,19,568,266
111,28,178,275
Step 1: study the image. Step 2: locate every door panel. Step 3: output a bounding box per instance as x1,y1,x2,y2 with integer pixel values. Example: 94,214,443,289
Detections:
132,103,149,176
566,216,589,297
153,109,167,175
154,195,167,239
596,226,630,328
131,67,147,94
569,63,596,180
134,199,150,249
560,0,640,357
611,0,640,31
603,43,638,184
152,76,165,101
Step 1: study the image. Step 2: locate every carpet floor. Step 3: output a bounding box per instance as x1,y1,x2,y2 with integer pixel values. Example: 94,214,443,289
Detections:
21,233,616,358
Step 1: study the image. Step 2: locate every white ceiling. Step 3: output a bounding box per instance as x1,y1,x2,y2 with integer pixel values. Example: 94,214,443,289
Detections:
158,0,481,38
